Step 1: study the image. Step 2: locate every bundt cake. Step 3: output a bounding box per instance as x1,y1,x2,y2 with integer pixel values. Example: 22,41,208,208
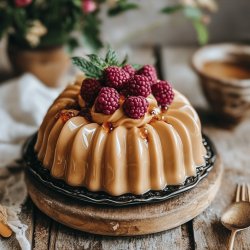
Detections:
34,49,206,196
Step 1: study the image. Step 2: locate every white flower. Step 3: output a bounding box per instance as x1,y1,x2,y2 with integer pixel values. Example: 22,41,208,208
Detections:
181,0,197,7
196,0,218,12
28,20,47,36
25,20,47,47
25,33,40,47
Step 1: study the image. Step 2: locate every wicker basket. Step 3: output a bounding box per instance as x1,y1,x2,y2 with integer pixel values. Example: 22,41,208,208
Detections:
192,44,250,125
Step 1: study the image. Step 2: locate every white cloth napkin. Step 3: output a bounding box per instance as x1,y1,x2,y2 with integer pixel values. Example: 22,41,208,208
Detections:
0,73,61,167
0,73,62,250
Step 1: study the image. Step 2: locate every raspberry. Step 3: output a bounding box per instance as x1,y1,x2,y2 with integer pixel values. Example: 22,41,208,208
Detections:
123,96,149,119
81,78,102,103
137,65,157,85
95,87,120,115
151,80,174,107
127,75,151,98
104,66,130,89
122,64,136,77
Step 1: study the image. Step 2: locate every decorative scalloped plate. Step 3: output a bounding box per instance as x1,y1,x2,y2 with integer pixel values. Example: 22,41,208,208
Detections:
23,133,216,207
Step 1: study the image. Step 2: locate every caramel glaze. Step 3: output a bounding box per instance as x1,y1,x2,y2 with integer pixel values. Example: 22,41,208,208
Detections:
35,83,206,196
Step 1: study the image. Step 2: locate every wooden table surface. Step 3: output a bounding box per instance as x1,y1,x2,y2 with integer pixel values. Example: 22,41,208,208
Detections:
1,46,250,250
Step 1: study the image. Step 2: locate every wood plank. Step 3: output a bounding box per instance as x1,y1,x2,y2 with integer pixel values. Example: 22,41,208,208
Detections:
196,121,250,250
0,230,20,250
0,169,34,250
192,168,250,250
52,224,191,250
161,46,250,250
0,169,20,250
48,221,59,250
19,198,34,247
32,207,52,250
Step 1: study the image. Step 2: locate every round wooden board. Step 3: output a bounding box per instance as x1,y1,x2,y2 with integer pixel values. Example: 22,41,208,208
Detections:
26,156,223,236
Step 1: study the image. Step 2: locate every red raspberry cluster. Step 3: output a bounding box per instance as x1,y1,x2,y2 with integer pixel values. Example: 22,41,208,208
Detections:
151,80,175,108
104,66,130,89
123,96,149,119
80,64,174,119
95,87,120,115
81,79,101,103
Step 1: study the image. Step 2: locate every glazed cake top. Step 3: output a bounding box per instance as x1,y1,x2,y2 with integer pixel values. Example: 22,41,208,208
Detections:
70,49,177,127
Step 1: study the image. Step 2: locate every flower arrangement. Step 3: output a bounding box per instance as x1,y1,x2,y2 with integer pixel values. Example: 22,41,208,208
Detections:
0,0,138,50
0,0,218,52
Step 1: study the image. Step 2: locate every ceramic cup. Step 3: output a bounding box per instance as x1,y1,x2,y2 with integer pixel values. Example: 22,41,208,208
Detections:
192,43,250,125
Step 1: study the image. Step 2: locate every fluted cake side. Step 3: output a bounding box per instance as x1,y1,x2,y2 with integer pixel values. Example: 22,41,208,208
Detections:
35,82,206,196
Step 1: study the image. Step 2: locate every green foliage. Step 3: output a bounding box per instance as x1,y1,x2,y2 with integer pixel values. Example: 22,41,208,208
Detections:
161,4,210,45
193,20,209,45
72,56,104,78
183,6,209,45
82,14,103,51
131,64,142,70
105,47,119,65
161,5,183,14
1,0,214,50
72,48,128,78
183,6,202,19
108,0,138,16
0,0,136,51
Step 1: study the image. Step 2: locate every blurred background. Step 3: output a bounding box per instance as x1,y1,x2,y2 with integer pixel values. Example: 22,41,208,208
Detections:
0,0,250,84
101,0,250,46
